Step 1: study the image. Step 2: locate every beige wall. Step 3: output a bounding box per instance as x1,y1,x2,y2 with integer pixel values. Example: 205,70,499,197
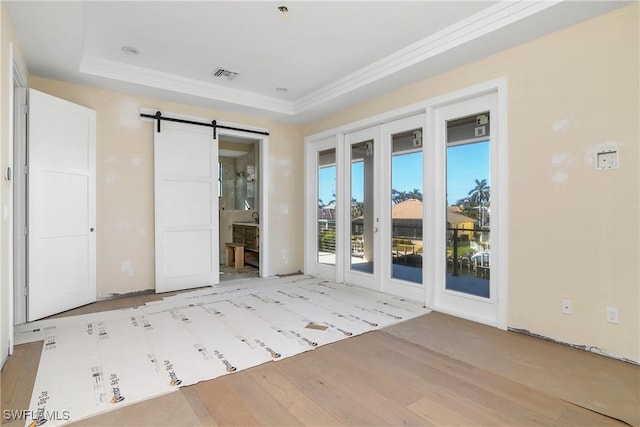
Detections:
303,4,639,362
29,77,304,298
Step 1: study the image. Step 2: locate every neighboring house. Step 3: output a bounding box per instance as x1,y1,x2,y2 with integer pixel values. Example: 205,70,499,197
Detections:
446,206,477,242
391,199,423,239
318,204,336,232
388,200,478,242
318,204,336,220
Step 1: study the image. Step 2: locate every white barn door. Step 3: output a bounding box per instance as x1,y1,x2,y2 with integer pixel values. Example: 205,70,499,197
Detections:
154,119,219,293
27,89,97,320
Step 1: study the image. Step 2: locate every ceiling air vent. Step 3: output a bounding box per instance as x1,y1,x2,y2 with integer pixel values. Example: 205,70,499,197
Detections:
212,67,239,80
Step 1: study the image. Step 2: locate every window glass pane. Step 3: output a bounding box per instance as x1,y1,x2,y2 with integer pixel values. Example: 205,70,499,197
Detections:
350,140,374,275
445,113,491,298
317,149,336,265
391,129,423,284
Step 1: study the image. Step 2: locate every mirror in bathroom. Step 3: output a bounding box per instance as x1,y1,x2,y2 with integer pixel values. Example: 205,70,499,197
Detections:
219,138,259,211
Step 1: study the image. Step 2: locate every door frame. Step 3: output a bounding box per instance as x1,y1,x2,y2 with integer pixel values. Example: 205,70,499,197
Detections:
304,78,508,329
216,126,270,278
11,43,29,336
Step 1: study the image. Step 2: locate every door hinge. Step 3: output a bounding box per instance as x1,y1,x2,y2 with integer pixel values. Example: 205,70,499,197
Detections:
24,225,28,236
22,104,28,115
23,164,28,175
22,285,28,297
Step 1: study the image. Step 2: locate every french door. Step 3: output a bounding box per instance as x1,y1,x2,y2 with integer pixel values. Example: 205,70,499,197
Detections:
432,92,501,326
380,115,425,301
306,115,426,298
306,137,340,280
343,127,381,290
305,87,504,327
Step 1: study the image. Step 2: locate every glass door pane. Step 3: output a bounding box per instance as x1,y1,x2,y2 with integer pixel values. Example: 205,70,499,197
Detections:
317,148,336,265
445,113,491,298
350,140,374,274
390,129,423,284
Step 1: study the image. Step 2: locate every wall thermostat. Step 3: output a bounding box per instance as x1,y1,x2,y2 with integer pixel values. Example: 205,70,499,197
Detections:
595,149,619,170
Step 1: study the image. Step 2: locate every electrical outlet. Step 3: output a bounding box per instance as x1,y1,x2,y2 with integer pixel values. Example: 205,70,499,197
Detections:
561,299,573,315
606,307,619,324
126,266,134,277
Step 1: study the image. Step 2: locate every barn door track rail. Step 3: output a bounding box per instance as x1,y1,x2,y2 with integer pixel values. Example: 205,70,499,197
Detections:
140,111,270,138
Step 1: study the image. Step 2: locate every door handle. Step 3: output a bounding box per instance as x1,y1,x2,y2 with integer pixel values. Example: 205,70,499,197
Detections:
90,227,95,232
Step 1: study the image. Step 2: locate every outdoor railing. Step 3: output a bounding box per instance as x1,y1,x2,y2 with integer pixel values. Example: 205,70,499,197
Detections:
317,221,490,278
447,227,490,278
318,220,336,254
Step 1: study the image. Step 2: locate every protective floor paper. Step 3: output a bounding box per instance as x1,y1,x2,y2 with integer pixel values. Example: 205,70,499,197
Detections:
23,275,430,426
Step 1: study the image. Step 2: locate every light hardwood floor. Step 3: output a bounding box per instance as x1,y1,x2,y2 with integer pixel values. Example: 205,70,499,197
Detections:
2,289,638,427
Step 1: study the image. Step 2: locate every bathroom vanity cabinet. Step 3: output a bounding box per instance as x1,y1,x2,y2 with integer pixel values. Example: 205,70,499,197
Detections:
232,223,260,267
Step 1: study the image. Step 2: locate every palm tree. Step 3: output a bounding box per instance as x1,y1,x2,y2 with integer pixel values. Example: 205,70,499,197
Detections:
407,188,423,201
392,189,422,204
468,179,490,227
318,193,336,208
351,198,364,218
454,196,470,207
391,189,405,204
454,196,478,219
468,179,490,206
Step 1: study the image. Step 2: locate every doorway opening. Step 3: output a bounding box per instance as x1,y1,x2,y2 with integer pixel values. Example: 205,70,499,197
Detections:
218,136,261,282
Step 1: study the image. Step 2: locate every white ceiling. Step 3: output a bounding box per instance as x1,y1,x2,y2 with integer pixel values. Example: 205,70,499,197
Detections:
5,1,630,124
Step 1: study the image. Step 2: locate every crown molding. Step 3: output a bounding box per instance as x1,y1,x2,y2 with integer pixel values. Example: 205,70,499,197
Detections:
293,1,558,114
79,55,295,115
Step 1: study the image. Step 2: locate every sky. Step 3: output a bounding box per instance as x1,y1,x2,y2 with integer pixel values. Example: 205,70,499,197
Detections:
318,141,489,206
446,141,490,204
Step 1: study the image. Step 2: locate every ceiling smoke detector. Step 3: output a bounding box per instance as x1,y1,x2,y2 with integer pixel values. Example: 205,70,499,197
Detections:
212,68,239,80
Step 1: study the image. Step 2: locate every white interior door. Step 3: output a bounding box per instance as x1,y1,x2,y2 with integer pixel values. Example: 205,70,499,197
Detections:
154,119,219,293
27,89,97,321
